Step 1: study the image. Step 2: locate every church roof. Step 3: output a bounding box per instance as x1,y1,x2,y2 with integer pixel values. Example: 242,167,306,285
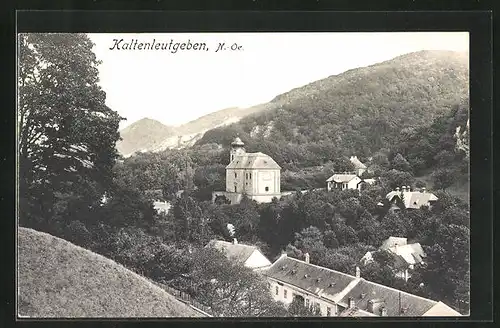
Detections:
380,237,408,250
226,152,281,170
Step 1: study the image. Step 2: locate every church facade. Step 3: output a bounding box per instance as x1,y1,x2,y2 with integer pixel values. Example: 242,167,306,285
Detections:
212,137,281,204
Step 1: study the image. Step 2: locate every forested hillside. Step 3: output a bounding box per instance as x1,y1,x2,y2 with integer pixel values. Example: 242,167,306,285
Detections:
197,50,469,163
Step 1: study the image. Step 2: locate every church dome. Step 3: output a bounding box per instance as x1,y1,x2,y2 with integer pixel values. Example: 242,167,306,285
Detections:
231,137,245,147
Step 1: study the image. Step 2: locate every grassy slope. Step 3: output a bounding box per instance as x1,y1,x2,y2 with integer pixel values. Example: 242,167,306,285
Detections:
17,227,203,318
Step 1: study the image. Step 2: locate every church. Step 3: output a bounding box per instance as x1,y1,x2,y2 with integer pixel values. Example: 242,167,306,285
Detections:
212,137,281,204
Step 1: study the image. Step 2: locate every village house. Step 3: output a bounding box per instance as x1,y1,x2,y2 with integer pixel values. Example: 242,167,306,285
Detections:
378,186,438,211
212,137,282,204
326,156,377,192
207,239,272,270
360,237,426,282
262,253,461,317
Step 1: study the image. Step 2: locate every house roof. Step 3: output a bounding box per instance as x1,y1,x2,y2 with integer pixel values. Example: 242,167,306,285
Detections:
267,255,461,317
339,307,377,317
263,256,358,300
338,279,439,317
207,240,259,263
386,191,438,209
388,243,426,265
326,174,360,183
226,152,281,170
380,237,408,250
350,156,367,169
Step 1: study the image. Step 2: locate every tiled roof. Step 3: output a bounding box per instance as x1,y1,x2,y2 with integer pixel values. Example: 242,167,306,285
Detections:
339,279,437,317
263,256,358,300
266,255,461,317
226,152,281,170
388,243,426,265
326,174,359,183
386,191,438,209
339,307,376,317
207,240,258,263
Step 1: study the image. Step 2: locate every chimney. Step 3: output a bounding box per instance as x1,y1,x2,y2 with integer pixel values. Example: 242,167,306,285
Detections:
304,252,310,264
355,266,361,278
394,243,399,254
348,297,355,309
232,238,238,245
401,186,407,192
421,187,426,193
380,307,387,316
395,187,400,192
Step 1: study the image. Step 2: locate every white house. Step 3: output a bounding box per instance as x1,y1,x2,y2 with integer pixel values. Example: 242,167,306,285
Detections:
326,174,363,191
212,137,281,204
262,253,461,317
207,239,272,270
378,186,438,211
360,237,427,282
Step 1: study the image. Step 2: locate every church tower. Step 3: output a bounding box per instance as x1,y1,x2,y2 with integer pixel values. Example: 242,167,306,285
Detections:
230,137,246,162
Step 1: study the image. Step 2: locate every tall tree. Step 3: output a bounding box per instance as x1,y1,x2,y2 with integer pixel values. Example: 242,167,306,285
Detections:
18,33,122,228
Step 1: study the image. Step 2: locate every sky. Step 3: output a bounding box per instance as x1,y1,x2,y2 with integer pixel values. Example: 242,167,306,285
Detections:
87,32,469,129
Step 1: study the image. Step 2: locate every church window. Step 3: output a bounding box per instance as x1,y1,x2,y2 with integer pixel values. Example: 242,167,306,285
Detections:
249,173,252,179
327,307,331,316
234,172,237,178
275,286,279,295
265,186,269,192
284,289,287,299
305,299,310,307
234,186,237,192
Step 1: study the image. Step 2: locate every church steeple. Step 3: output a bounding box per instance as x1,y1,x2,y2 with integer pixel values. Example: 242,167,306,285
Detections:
230,137,245,162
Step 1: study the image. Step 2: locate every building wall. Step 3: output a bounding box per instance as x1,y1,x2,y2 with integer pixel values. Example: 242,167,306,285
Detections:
226,168,280,196
256,170,280,194
244,250,272,269
267,278,339,316
348,177,362,190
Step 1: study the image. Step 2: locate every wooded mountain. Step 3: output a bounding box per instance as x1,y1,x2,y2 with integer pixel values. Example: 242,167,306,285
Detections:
197,50,469,160
117,106,270,157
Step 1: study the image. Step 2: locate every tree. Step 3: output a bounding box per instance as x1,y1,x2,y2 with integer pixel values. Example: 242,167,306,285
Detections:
391,153,412,172
432,169,456,191
18,33,122,228
188,247,288,317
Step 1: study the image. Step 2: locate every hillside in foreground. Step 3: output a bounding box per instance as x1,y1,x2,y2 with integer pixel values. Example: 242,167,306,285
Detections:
17,227,204,318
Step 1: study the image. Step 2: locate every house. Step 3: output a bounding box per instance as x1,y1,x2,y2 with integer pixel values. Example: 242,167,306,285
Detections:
350,156,367,176
326,174,363,191
360,237,426,282
378,186,438,211
207,239,272,270
212,137,281,204
262,253,461,317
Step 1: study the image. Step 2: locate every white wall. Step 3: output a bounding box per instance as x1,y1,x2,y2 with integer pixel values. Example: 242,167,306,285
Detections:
268,278,339,316
348,176,362,190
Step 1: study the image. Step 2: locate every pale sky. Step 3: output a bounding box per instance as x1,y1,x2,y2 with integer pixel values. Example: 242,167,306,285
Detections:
87,32,469,129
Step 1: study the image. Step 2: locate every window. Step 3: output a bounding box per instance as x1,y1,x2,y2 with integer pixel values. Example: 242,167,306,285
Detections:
275,286,279,295
249,173,252,179
234,172,237,178
246,173,248,179
234,186,237,192
265,186,269,192
284,289,287,299
326,307,331,316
